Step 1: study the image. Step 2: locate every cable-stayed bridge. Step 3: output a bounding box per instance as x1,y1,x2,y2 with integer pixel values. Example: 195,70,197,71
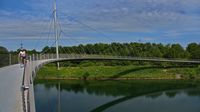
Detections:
1,0,200,112
0,54,200,112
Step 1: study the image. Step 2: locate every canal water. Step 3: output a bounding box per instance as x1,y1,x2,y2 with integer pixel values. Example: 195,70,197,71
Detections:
34,80,200,112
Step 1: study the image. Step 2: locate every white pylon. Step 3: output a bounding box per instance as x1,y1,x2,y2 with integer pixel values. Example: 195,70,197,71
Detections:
54,0,60,70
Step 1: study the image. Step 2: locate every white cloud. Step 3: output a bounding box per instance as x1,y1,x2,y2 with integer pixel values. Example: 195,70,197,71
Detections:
1,0,200,43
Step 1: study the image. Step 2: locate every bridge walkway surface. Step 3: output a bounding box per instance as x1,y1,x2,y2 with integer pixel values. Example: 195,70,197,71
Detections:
0,64,24,112
0,59,52,112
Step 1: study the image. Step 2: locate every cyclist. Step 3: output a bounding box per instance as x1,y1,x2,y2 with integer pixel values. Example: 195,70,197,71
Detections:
18,49,27,66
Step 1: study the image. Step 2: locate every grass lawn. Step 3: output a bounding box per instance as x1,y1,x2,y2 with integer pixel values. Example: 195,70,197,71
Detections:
36,65,200,80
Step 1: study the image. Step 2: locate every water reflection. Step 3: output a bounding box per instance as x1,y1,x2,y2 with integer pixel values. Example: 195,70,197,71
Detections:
104,89,200,112
34,80,200,112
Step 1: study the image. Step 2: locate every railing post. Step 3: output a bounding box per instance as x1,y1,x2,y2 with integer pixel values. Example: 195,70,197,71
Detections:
51,54,53,59
29,55,32,62
32,54,35,61
36,54,39,60
47,54,50,59
39,54,42,60
9,53,12,65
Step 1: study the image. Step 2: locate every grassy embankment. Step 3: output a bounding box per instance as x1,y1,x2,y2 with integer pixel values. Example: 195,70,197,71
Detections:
36,60,200,80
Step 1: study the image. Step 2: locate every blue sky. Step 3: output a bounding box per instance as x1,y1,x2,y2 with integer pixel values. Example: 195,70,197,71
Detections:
0,0,200,51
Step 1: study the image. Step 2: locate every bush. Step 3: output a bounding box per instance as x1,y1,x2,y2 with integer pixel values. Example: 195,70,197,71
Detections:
82,72,90,80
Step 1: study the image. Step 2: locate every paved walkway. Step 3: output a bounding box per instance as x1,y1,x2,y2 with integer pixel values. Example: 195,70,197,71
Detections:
0,64,24,112
0,59,53,112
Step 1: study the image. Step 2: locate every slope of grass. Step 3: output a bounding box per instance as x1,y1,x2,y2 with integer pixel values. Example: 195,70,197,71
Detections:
36,65,200,80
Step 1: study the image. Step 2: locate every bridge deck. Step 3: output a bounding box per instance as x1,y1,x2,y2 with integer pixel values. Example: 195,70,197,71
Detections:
0,64,24,112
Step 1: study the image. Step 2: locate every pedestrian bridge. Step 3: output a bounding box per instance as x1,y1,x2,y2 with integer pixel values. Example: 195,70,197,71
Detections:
0,54,200,112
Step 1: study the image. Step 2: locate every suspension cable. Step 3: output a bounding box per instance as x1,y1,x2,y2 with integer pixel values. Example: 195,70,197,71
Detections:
34,12,54,50
62,15,121,56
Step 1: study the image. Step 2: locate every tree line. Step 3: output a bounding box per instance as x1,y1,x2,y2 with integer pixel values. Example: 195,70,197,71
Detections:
42,42,200,59
1,42,200,64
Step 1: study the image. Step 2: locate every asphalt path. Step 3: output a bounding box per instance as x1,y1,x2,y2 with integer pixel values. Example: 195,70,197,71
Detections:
0,64,24,112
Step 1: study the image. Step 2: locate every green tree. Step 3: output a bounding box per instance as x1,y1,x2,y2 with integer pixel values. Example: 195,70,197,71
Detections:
186,43,200,59
166,44,188,59
147,46,162,58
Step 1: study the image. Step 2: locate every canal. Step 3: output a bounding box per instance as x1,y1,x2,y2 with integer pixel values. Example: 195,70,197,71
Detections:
34,80,200,112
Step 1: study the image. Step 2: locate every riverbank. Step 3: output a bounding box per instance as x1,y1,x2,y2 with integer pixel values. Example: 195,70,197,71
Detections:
36,65,200,80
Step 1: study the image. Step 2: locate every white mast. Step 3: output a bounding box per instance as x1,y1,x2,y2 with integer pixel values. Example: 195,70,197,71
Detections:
54,0,60,70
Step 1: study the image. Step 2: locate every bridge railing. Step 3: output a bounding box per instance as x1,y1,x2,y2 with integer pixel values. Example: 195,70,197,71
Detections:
26,53,200,63
0,53,18,68
2,53,200,69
